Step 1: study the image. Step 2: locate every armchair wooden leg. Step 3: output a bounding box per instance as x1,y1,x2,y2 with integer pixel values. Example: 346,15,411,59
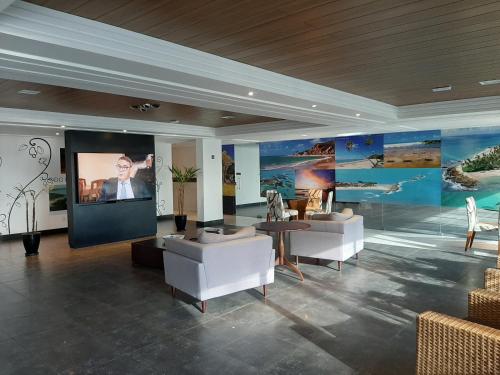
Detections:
201,300,207,313
465,231,473,251
470,231,476,247
170,286,176,298
262,284,267,298
295,255,299,268
338,261,342,271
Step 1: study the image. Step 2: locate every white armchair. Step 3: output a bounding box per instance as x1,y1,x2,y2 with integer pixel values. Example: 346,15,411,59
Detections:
290,215,364,270
163,233,274,312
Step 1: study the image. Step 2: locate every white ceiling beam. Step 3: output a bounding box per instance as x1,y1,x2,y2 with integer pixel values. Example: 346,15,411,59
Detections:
0,107,215,138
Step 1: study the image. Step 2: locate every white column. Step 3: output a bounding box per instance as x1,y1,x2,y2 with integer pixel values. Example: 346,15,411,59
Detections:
196,138,223,223
154,139,173,217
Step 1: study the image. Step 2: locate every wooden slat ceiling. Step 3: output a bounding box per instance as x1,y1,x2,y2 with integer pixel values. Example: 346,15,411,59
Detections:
0,79,280,127
25,0,500,106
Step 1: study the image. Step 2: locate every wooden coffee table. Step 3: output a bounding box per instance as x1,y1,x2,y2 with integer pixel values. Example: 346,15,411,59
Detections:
254,221,310,281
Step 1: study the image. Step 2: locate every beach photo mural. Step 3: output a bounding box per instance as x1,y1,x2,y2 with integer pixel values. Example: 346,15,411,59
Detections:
336,168,441,206
259,138,335,198
335,134,384,169
442,127,500,210
384,130,441,168
335,131,441,206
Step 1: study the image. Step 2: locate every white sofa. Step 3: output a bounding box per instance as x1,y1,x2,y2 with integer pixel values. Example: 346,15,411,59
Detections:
290,215,364,270
163,233,274,312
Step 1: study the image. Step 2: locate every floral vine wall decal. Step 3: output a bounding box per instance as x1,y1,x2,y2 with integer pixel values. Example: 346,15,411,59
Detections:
7,138,52,234
155,155,167,215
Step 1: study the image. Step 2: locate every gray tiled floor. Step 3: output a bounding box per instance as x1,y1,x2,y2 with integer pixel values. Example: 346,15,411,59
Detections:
0,219,498,374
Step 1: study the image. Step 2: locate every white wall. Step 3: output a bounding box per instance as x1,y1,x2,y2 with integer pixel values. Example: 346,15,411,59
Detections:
196,138,223,222
0,133,173,236
0,134,67,235
172,141,197,213
155,140,173,216
234,143,265,205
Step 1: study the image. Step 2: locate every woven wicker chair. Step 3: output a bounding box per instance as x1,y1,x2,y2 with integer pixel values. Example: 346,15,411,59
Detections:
485,268,500,293
417,272,500,374
416,311,500,374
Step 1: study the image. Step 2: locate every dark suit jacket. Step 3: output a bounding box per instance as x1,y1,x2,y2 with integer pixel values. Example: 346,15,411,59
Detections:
98,178,152,201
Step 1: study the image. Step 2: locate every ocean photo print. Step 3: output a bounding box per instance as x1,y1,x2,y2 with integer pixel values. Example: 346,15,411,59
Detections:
442,127,500,209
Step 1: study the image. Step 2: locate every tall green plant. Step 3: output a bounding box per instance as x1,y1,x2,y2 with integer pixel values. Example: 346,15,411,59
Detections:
169,165,200,216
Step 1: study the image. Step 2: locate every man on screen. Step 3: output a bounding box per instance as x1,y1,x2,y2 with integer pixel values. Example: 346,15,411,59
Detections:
98,156,152,201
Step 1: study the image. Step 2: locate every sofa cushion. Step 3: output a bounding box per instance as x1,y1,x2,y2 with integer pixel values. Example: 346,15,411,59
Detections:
198,226,256,244
312,208,354,221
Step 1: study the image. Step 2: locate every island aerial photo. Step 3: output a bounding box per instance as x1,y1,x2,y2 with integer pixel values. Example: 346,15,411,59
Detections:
336,168,441,206
442,127,500,209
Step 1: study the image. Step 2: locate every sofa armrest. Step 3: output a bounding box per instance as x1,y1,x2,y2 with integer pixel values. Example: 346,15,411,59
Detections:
485,268,500,292
304,215,363,234
416,311,500,375
468,288,500,329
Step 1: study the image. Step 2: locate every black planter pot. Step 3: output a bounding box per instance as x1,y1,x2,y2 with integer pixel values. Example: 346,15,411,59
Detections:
174,215,187,232
23,232,41,257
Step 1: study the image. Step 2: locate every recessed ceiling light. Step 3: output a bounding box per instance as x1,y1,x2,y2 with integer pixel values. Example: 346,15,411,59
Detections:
479,79,500,86
123,129,127,133
248,91,254,96
311,104,317,108
60,125,65,128
432,85,452,92
221,115,236,119
355,113,361,117
55,132,60,136
17,89,40,95
301,134,308,137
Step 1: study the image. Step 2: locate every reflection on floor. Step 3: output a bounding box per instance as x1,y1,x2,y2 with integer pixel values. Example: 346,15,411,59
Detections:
0,219,497,374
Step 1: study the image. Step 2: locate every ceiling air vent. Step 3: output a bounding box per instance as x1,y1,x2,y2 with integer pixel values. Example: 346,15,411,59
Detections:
129,103,160,112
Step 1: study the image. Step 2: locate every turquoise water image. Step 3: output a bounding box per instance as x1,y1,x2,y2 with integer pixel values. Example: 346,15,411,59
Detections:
442,128,500,166
260,169,295,199
442,176,500,210
442,127,500,209
336,168,441,206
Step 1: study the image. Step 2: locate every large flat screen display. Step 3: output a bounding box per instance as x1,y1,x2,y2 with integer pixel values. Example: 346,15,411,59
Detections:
76,153,154,203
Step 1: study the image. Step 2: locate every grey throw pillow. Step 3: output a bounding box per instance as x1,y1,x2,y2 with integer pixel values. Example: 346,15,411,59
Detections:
198,226,256,243
312,209,354,222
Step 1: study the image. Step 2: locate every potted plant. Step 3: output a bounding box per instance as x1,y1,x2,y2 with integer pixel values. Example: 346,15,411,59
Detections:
169,165,199,231
15,187,44,256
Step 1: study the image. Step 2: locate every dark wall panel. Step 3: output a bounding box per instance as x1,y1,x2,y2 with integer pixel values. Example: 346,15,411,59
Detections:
65,130,156,248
